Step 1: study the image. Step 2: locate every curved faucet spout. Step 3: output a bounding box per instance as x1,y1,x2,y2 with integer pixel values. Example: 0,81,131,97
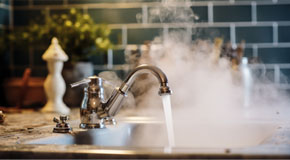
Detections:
105,64,172,117
120,64,172,95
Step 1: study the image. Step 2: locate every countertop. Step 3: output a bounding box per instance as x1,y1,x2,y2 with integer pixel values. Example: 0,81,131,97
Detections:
1,109,290,159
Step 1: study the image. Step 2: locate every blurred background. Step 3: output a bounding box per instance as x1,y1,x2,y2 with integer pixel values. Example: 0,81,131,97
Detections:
0,0,289,107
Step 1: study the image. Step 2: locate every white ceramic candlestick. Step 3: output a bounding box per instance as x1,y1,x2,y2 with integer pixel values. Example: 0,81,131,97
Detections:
41,37,70,114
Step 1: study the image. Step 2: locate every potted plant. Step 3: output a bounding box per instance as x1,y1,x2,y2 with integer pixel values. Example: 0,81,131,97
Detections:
9,8,113,62
6,8,114,106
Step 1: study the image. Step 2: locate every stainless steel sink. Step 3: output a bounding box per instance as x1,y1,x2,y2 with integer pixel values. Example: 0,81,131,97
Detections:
26,117,278,149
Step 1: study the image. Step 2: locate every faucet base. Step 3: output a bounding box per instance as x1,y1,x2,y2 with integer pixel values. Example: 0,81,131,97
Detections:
105,117,117,125
79,123,105,129
53,127,72,133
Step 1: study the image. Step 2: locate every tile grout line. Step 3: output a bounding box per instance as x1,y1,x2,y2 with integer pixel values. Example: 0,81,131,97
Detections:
249,63,290,70
115,42,290,50
12,1,290,10
245,42,290,48
273,22,278,45
107,49,113,69
8,0,13,29
207,2,213,25
230,23,236,48
251,1,257,24
274,65,280,84
186,26,192,43
252,44,258,57
163,25,169,41
122,25,127,47
142,5,148,24
108,21,290,30
83,6,88,14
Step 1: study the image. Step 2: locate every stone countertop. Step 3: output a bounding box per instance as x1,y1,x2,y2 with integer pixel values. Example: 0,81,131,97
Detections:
0,109,78,145
0,109,290,159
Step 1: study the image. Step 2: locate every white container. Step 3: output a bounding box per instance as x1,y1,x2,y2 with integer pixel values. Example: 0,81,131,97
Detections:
41,37,70,114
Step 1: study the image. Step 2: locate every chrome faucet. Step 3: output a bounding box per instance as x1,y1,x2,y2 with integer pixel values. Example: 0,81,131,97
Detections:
71,64,172,129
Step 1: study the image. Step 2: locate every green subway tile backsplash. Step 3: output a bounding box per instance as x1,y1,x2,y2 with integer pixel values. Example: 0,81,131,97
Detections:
264,69,275,83
12,0,29,6
236,27,273,43
244,48,253,58
192,27,230,42
128,28,162,44
148,6,208,23
278,26,290,43
191,6,208,23
88,8,141,24
89,53,107,65
113,49,125,64
13,47,29,66
33,0,63,5
257,5,290,21
33,47,46,66
214,6,251,22
280,69,290,84
110,29,122,45
68,0,156,4
6,0,290,81
0,9,9,25
14,9,43,26
258,48,290,64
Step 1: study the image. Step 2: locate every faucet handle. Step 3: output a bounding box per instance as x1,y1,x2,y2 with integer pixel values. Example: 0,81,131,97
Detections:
53,115,72,133
53,115,69,123
71,75,104,88
53,117,60,123
60,115,69,122
70,78,91,88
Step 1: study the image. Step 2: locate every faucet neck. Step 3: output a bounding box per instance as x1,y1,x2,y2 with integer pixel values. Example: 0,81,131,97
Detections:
119,64,170,94
105,64,172,117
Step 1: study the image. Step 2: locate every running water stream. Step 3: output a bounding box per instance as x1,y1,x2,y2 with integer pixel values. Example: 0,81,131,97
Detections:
161,95,175,148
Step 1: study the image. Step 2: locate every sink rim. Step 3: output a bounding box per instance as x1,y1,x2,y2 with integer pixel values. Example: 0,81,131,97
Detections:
24,119,279,148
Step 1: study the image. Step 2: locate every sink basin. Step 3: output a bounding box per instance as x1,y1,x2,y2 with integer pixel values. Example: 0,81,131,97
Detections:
26,117,277,149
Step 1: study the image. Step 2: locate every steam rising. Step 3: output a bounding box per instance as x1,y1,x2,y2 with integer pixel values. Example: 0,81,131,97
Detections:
131,0,290,123
136,35,245,121
122,0,290,148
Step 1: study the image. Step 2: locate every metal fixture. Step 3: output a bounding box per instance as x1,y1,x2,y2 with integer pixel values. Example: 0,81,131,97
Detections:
71,64,172,129
53,115,72,133
0,111,5,124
